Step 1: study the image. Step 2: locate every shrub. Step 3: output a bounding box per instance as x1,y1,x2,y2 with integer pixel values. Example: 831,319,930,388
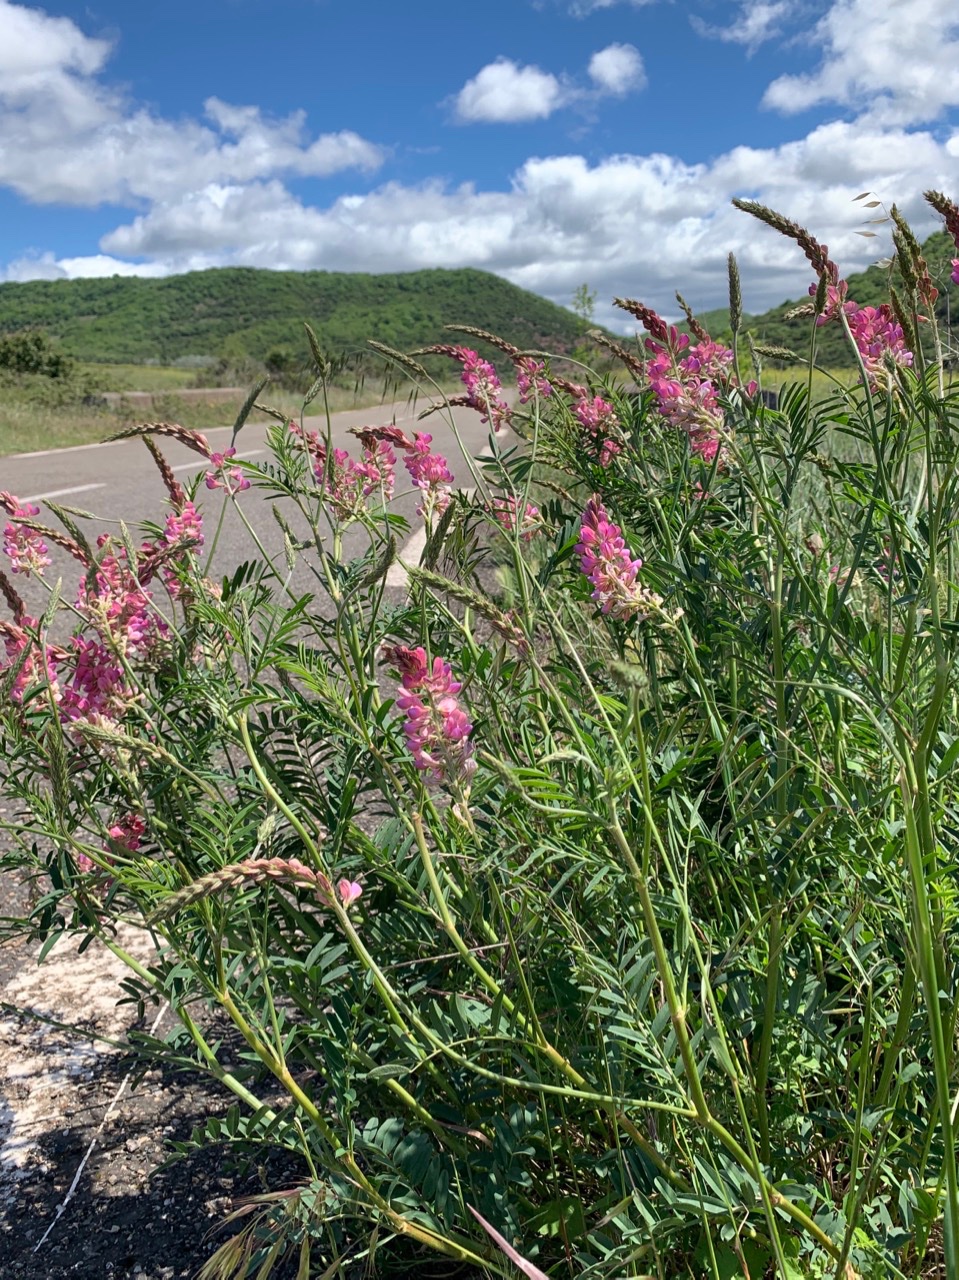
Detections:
0,328,76,379
3,193,959,1279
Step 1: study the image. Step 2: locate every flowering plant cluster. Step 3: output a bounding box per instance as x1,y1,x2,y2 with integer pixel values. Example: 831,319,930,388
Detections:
614,301,753,467
205,445,251,494
3,194,959,1280
576,496,666,621
454,345,512,432
490,493,541,541
384,644,476,790
1,493,51,577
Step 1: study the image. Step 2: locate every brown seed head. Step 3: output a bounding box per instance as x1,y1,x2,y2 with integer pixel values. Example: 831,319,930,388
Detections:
142,436,186,510
925,190,959,246
732,199,839,282
614,298,669,342
0,570,26,623
444,325,521,358
108,422,212,458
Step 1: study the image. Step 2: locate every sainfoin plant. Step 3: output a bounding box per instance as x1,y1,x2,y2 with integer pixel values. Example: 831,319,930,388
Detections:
2,193,959,1279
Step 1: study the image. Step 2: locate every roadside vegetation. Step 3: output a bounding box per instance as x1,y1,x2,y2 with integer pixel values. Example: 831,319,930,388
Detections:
0,331,435,455
3,192,959,1279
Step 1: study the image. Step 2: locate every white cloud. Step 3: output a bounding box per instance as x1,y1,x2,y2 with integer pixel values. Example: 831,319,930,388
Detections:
2,0,958,343
764,0,959,124
568,0,655,14
454,58,567,123
1,251,169,282
82,117,958,332
0,0,109,80
692,1,792,52
453,45,647,124
0,0,383,205
588,44,647,95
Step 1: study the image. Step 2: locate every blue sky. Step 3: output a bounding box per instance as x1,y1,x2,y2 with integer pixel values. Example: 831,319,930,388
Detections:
1,0,957,328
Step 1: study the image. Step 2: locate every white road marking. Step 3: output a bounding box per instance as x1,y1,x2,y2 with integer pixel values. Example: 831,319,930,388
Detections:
387,486,477,590
170,449,264,473
10,440,125,461
386,527,428,587
21,483,104,504
7,410,420,463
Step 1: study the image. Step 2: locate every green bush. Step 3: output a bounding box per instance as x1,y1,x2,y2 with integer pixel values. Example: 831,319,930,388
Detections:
0,328,75,378
3,195,959,1279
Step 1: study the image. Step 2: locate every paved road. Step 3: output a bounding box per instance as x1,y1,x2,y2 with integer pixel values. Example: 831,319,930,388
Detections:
1,398,505,628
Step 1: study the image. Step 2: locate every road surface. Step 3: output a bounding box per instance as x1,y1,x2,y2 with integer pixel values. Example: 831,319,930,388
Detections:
1,397,506,626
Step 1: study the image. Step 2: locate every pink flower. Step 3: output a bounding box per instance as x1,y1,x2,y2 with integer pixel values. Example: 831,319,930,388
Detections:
576,497,664,622
290,424,373,520
402,433,454,521
337,878,363,908
78,536,167,657
106,814,146,853
383,644,476,789
163,501,204,551
573,396,621,467
455,347,512,432
952,260,959,287
2,497,51,578
625,303,739,467
356,437,397,502
491,495,540,541
645,339,731,466
516,357,552,404
846,304,913,390
160,501,205,598
809,278,856,327
0,617,59,704
58,637,133,727
205,448,250,494
688,427,722,464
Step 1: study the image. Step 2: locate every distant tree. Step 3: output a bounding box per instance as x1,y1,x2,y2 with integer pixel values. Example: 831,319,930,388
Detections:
264,347,298,378
571,283,597,325
0,329,75,379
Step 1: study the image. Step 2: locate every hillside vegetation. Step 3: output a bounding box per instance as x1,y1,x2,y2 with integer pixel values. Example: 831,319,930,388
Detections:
2,233,955,377
693,230,959,366
0,266,591,366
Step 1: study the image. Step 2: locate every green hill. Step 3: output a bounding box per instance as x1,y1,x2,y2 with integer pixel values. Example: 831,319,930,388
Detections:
688,231,959,368
0,266,591,367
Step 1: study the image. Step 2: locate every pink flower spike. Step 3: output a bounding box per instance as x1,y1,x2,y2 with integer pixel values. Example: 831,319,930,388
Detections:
846,303,913,390
1,617,59,704
402,432,454,521
382,644,476,789
2,497,51,578
454,347,512,432
573,395,621,467
77,537,167,657
58,636,133,727
576,497,666,622
516,357,552,404
356,437,397,502
337,878,363,908
163,501,204,551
